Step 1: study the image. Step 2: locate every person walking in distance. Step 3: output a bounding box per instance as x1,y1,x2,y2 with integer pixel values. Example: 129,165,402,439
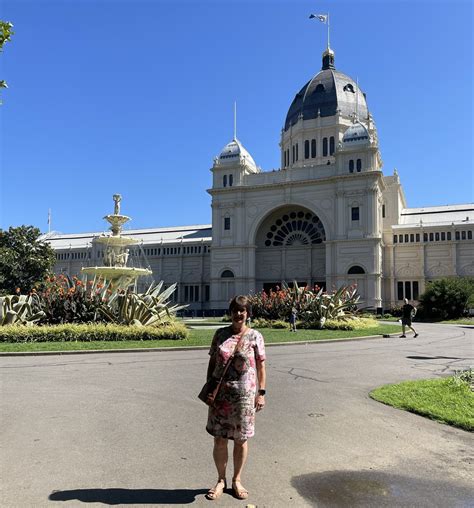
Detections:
400,298,419,338
289,306,297,332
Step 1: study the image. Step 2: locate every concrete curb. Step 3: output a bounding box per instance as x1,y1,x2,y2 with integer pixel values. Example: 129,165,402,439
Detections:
0,333,400,357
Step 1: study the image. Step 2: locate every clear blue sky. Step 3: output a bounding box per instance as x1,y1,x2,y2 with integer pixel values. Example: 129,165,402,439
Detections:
1,0,472,234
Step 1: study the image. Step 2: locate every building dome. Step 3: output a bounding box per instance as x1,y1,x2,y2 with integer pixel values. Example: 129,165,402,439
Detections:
218,138,258,171
342,121,370,146
284,49,368,131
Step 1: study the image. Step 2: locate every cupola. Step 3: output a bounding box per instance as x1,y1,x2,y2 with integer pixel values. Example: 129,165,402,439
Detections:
216,138,259,173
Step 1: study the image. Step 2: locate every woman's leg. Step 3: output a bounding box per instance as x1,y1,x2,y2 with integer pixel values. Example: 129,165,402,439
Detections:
213,437,228,480
206,437,228,500
232,439,249,498
232,439,248,480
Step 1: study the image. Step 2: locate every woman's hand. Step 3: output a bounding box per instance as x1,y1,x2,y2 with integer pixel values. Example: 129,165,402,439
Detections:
206,391,217,406
255,394,265,411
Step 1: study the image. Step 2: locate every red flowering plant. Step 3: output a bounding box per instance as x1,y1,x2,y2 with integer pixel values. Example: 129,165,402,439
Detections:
33,274,110,324
248,282,313,321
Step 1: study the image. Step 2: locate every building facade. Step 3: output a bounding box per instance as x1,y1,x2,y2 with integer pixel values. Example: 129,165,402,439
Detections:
45,47,474,314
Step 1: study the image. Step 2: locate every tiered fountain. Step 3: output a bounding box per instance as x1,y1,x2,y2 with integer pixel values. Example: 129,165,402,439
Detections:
82,194,152,288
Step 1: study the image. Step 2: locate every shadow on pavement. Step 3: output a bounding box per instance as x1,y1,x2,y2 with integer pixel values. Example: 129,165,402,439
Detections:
291,470,473,507
406,355,462,360
49,487,208,505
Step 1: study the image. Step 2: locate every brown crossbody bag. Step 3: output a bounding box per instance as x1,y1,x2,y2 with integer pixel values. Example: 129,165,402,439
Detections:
198,331,246,406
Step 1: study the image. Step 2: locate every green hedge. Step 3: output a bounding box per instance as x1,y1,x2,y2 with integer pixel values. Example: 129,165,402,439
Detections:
0,322,189,343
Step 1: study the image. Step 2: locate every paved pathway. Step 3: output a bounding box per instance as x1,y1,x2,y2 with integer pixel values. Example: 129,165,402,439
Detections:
1,323,473,507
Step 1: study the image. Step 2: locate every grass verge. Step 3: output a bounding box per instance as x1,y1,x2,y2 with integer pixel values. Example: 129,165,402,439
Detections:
0,323,399,353
370,376,474,432
438,318,474,325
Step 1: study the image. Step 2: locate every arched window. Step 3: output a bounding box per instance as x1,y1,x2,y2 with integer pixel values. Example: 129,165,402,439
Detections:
221,269,235,278
304,140,309,159
356,159,362,172
315,84,325,93
229,174,233,186
284,150,287,167
329,136,335,155
348,265,365,274
263,210,326,247
223,175,227,187
295,143,298,161
292,145,295,163
311,139,316,158
323,137,328,157
349,160,354,173
343,83,355,93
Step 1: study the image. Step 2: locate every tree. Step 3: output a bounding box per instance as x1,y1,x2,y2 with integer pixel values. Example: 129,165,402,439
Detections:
0,20,14,95
419,277,474,320
0,226,56,295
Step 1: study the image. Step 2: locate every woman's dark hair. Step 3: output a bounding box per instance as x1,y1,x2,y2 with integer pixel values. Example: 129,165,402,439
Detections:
229,295,252,317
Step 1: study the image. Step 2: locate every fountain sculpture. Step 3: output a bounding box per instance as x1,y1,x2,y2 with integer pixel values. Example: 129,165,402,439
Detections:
82,194,152,288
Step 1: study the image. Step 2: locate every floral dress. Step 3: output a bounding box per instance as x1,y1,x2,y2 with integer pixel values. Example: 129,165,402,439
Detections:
206,327,266,441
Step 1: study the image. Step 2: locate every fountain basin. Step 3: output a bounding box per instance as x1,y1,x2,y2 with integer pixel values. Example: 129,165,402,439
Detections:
95,236,139,247
82,266,152,279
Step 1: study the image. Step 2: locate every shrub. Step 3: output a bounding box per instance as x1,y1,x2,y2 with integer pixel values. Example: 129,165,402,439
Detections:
450,368,473,391
324,317,376,331
419,277,474,320
251,318,271,328
387,305,403,317
271,320,288,329
0,322,189,343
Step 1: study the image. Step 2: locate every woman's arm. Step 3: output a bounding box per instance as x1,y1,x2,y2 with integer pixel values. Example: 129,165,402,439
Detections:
256,359,266,390
207,354,216,381
206,331,219,381
255,359,266,411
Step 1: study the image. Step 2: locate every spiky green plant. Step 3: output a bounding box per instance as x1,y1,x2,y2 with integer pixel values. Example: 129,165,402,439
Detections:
248,282,360,329
99,281,187,326
0,294,45,326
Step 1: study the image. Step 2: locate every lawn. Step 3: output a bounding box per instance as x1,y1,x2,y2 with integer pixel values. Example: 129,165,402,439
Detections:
0,323,399,353
370,376,474,432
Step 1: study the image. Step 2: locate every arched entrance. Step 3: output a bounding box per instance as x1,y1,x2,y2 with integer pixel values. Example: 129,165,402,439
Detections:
255,206,326,291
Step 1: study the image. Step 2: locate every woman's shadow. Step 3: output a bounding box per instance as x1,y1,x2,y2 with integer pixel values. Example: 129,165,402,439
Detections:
49,487,208,505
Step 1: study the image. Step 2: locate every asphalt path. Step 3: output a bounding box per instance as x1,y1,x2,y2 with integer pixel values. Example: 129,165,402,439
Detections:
1,323,473,507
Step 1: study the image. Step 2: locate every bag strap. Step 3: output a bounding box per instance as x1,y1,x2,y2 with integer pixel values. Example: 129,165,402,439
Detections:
212,329,247,391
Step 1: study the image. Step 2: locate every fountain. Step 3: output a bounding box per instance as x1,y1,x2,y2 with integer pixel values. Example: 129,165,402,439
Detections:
82,194,152,288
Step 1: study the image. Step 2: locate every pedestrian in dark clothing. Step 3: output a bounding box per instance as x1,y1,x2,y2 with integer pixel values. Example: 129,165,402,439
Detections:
400,298,418,338
289,306,297,332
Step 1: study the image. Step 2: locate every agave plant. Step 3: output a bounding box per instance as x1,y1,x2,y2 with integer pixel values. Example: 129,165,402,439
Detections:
99,281,187,326
0,294,46,326
304,285,360,328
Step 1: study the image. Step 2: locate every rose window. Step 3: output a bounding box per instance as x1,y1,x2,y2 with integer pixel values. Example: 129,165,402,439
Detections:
264,211,326,247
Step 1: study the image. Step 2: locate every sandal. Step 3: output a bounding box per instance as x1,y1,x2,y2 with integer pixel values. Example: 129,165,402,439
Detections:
232,480,248,500
206,479,226,500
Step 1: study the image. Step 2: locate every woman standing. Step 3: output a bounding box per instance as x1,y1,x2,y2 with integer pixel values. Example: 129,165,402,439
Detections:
205,295,266,501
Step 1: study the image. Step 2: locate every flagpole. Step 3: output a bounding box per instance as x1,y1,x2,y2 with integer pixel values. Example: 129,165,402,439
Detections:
327,12,330,49
234,101,237,140
48,208,51,233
